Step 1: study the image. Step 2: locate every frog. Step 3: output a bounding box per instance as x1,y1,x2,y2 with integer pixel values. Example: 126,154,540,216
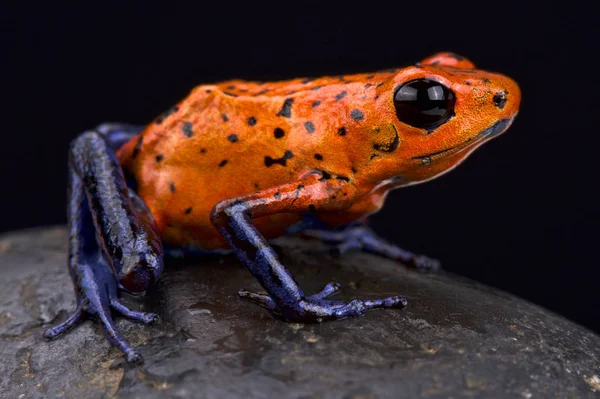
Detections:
44,52,520,362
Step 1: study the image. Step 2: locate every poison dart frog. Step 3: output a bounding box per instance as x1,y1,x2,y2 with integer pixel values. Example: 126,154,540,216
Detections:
44,52,520,362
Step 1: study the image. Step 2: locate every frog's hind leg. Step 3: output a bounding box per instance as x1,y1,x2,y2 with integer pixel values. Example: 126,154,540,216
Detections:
44,126,163,363
302,224,441,271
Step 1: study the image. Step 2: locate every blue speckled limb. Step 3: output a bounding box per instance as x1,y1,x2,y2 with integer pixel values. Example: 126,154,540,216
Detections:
303,225,441,271
44,124,163,363
210,178,408,323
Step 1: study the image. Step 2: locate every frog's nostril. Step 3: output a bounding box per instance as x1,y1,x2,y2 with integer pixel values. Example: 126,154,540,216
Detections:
493,91,508,109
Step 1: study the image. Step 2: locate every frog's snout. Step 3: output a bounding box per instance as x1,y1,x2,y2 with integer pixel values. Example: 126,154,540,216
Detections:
489,74,521,117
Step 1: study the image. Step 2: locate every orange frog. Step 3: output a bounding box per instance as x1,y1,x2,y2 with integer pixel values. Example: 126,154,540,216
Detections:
45,52,520,362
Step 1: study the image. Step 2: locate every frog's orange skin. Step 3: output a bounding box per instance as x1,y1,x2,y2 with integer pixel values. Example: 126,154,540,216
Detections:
118,52,520,250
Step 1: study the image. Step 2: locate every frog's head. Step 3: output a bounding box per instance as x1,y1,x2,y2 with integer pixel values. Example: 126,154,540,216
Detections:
370,52,520,187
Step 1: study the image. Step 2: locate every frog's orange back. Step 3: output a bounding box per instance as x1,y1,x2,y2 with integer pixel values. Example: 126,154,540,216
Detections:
118,52,520,249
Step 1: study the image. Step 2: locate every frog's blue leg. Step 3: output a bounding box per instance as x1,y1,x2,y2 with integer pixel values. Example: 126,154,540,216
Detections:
44,125,163,363
210,174,407,323
302,225,442,271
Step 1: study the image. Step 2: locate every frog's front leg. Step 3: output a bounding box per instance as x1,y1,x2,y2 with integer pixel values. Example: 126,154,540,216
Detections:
301,224,441,271
210,171,407,322
44,128,164,362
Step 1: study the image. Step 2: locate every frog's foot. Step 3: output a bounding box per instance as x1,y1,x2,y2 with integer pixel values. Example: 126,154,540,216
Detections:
302,226,441,272
44,261,159,363
239,282,407,322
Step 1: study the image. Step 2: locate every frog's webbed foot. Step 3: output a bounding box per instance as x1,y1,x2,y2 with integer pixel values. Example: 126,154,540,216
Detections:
44,260,159,363
239,282,407,322
303,226,442,272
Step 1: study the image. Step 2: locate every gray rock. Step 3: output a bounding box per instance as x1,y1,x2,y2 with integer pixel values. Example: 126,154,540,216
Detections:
1,226,599,399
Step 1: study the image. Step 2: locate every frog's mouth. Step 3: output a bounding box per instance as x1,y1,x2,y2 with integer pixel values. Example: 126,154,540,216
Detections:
412,115,516,163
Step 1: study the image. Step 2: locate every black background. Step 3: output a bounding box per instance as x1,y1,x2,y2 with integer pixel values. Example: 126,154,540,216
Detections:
3,4,599,334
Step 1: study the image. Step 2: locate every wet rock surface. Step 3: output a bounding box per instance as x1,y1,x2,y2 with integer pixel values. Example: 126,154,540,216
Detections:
1,226,599,398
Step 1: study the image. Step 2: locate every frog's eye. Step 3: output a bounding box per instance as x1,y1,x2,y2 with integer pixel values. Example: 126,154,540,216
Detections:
394,79,455,131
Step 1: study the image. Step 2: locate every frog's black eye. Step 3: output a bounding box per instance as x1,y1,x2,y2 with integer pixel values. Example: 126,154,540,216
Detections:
394,79,455,131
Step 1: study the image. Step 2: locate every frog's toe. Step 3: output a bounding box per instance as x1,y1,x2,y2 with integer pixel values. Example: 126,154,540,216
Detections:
110,298,160,325
124,348,144,364
44,303,145,363
238,289,277,310
308,282,342,300
44,308,85,339
95,311,145,363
